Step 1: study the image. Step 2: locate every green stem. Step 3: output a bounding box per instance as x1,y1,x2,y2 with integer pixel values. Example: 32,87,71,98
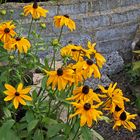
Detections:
28,18,33,38
58,26,64,42
49,49,56,70
18,52,22,81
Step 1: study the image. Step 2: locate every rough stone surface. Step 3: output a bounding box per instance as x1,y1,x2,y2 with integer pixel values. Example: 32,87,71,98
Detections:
85,74,112,90
103,51,124,75
0,0,140,76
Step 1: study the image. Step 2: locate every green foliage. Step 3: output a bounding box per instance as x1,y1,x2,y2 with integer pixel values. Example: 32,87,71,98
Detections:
126,49,140,111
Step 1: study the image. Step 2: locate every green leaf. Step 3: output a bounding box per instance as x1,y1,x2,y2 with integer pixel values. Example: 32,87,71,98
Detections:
133,61,140,71
133,50,140,54
25,110,35,123
33,129,44,140
0,119,17,140
91,130,104,140
81,126,92,140
32,90,38,102
27,119,39,132
41,76,48,90
47,123,64,138
1,119,15,130
99,116,111,123
3,107,11,118
42,117,58,125
50,135,65,140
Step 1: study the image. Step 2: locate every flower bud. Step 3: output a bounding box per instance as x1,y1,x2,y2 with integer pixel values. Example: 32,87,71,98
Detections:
9,55,14,59
52,39,59,46
40,23,46,29
0,10,6,15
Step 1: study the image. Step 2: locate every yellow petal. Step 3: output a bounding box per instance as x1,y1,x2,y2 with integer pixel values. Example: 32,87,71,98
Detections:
3,90,15,95
4,95,15,101
18,97,26,105
13,97,19,109
80,112,87,126
20,95,32,101
20,87,31,94
17,83,23,92
5,84,16,93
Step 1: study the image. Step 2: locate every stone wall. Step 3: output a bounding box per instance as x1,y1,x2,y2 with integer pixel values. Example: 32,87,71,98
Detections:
0,0,140,76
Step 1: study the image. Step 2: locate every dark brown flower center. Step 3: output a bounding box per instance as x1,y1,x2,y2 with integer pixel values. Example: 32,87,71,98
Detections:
82,85,89,94
115,105,122,112
57,68,63,76
64,14,69,18
71,49,77,52
15,92,20,96
33,1,38,9
16,37,21,41
84,103,91,111
4,28,10,33
86,59,93,65
120,111,127,121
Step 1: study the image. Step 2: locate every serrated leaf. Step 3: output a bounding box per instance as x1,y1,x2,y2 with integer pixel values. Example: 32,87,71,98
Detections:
27,119,39,132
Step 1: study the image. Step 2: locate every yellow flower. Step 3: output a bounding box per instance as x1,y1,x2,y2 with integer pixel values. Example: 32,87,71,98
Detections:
4,83,32,109
3,38,15,51
86,41,106,68
81,59,101,79
113,110,137,131
54,15,76,31
69,100,103,127
94,53,106,68
60,44,85,61
0,21,16,42
67,85,101,103
13,37,31,53
87,41,97,54
98,83,130,113
70,63,84,85
46,68,74,91
23,1,48,19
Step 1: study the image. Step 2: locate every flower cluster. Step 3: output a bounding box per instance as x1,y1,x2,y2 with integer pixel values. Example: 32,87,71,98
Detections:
99,83,137,131
0,1,137,136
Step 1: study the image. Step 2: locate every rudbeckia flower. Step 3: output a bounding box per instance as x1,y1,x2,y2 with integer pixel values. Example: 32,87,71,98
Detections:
54,15,76,31
66,85,101,103
23,1,48,19
46,68,74,91
3,38,15,51
98,83,130,113
0,21,16,42
70,63,84,85
3,37,31,53
80,59,101,79
4,83,32,109
12,37,31,53
113,110,137,131
60,44,85,61
69,100,103,127
86,41,106,68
